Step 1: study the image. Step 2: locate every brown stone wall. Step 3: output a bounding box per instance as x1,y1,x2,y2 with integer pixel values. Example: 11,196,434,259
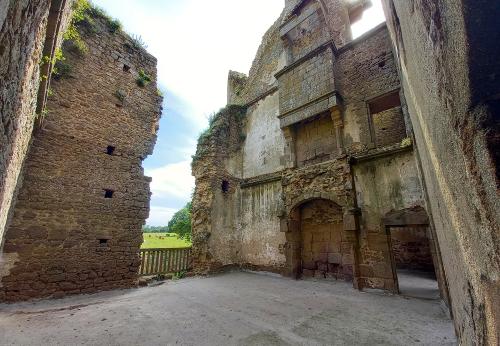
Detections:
191,106,247,274
372,107,406,147
286,1,330,62
295,112,336,167
0,0,72,248
195,2,427,299
353,150,425,291
337,25,402,153
390,226,434,271
300,199,353,280
382,0,500,343
278,48,335,117
0,14,162,302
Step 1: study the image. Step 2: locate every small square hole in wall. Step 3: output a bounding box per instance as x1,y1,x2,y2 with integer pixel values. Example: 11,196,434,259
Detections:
123,64,130,72
104,189,114,198
99,239,108,245
106,145,115,155
221,180,229,193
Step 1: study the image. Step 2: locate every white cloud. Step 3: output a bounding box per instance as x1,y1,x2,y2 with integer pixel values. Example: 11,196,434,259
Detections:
93,0,284,128
351,0,385,39
147,206,178,226
146,160,195,201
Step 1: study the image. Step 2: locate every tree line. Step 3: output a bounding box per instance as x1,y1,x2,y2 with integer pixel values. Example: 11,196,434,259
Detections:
142,202,192,241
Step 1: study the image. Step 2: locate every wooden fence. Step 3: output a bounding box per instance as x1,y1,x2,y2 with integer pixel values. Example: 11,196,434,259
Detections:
139,248,192,276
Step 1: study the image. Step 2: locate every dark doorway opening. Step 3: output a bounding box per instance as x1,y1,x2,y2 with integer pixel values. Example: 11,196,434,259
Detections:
388,226,439,299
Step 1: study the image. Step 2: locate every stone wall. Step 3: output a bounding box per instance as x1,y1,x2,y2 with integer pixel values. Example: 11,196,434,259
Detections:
0,0,72,249
390,226,434,271
191,106,247,273
193,0,428,296
382,0,499,343
239,181,285,270
295,112,337,167
0,14,162,301
242,93,284,178
336,24,403,153
372,107,406,147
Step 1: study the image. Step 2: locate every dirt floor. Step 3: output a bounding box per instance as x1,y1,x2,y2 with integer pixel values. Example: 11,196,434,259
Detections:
0,271,456,345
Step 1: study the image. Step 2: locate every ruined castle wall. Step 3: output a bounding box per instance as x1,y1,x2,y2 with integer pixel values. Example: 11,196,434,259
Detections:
191,106,246,273
336,25,403,153
353,150,424,289
0,16,161,301
242,93,284,178
0,1,68,248
207,180,241,267
239,181,285,269
195,2,427,288
382,1,499,343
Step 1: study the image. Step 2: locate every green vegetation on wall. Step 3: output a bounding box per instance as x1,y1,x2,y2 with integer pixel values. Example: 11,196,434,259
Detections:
191,105,247,165
51,0,123,76
136,69,152,87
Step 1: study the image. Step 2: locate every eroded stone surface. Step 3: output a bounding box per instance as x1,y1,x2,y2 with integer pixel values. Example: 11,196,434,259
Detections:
382,0,500,343
0,14,162,302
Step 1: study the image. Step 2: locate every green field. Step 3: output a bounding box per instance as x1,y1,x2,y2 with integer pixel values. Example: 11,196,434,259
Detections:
141,233,191,249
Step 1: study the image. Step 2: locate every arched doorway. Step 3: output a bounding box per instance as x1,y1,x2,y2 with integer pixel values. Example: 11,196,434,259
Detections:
286,198,354,281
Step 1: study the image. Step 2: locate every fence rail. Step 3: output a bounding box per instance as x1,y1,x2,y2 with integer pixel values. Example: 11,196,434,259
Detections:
139,248,191,276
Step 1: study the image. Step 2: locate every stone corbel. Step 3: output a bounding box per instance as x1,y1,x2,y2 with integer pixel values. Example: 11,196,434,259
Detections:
330,106,345,156
282,126,297,168
343,207,360,231
280,217,300,233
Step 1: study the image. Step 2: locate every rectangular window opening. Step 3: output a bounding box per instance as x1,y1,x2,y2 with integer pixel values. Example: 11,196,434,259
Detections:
104,189,114,198
368,90,401,114
106,146,116,155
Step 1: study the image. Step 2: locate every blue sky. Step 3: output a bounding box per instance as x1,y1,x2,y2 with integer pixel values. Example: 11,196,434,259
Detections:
92,0,385,225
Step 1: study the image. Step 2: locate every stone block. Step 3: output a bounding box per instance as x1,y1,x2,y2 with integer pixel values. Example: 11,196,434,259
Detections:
303,260,317,270
328,241,341,253
312,242,328,254
343,213,357,231
318,262,328,272
359,264,374,277
316,252,328,263
328,253,342,264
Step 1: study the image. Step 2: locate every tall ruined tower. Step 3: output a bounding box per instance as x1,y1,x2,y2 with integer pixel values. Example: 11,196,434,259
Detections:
0,11,162,301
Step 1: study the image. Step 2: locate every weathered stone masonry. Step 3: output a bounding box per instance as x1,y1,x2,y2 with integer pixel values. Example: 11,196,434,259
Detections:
0,14,162,301
0,0,73,249
382,0,500,344
192,0,440,297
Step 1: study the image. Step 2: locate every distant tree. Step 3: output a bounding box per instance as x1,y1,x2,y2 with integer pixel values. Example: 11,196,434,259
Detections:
167,202,192,240
142,225,169,233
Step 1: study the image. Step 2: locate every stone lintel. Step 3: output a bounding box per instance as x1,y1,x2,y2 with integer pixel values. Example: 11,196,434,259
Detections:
240,171,283,189
350,140,413,164
382,206,429,227
279,91,342,128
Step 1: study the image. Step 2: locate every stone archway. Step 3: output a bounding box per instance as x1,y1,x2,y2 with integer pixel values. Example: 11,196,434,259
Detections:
284,198,358,282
